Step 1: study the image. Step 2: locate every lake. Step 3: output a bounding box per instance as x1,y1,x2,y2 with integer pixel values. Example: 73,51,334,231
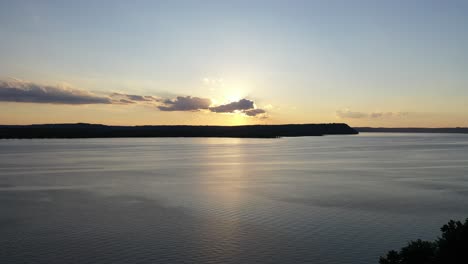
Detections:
1,133,468,263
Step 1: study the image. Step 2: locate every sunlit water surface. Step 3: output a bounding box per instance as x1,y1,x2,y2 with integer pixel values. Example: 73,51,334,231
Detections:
1,133,468,264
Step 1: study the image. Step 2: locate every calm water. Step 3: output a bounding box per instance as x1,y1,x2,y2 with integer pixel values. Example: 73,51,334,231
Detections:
1,133,468,264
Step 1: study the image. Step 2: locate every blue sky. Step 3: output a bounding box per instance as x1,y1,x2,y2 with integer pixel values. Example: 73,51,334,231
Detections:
1,0,467,126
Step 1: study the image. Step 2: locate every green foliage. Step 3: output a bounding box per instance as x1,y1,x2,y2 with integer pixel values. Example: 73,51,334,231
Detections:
379,218,468,264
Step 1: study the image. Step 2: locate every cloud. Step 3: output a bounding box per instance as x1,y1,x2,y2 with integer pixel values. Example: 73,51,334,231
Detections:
263,104,274,110
119,99,136,104
337,109,409,119
156,96,268,117
127,95,151,101
202,77,224,86
369,112,384,118
369,112,409,118
209,98,255,113
244,108,266,116
208,98,267,117
0,80,112,104
158,96,212,111
0,79,269,118
110,92,160,104
336,109,368,119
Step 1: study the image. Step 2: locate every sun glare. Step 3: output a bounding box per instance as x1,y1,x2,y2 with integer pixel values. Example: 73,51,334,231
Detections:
220,87,246,104
229,112,247,125
225,93,242,103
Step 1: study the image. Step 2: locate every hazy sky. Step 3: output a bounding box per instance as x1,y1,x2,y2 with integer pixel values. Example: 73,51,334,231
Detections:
1,0,467,126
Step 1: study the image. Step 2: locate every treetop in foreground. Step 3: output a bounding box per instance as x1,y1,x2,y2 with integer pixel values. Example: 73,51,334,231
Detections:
380,218,468,264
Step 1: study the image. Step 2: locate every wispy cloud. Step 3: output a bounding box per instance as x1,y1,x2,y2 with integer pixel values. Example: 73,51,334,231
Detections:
244,108,266,116
202,77,224,85
110,92,160,104
118,99,136,104
0,79,111,104
370,112,409,118
336,109,368,119
337,108,409,119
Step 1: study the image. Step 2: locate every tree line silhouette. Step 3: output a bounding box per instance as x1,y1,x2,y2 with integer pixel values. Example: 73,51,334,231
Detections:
380,218,468,264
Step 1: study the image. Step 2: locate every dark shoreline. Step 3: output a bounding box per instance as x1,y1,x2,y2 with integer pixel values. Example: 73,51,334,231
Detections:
0,123,358,139
356,127,468,134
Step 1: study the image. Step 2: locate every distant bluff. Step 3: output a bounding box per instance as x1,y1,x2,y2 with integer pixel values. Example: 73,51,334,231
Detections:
0,123,358,139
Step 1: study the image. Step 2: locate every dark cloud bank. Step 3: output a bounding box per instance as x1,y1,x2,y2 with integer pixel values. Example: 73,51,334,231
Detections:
158,96,211,111
0,80,267,117
209,98,254,113
0,80,111,104
157,97,266,116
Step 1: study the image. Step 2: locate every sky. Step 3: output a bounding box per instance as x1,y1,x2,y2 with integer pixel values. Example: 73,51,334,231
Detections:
1,0,467,127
